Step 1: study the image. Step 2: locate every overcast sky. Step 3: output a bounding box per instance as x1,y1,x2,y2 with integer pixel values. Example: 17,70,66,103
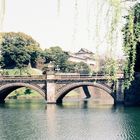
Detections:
1,0,128,57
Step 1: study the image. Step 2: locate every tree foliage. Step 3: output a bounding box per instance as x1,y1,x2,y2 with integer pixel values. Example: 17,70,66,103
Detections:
123,3,140,88
64,61,90,74
25,45,42,68
98,57,119,81
44,46,69,72
0,32,41,68
24,88,32,95
104,58,118,81
76,62,91,75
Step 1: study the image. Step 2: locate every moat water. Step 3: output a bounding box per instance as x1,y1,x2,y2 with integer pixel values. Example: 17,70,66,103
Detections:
0,99,140,140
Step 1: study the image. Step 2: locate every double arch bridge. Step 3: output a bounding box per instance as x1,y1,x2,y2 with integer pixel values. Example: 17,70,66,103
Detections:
0,73,124,104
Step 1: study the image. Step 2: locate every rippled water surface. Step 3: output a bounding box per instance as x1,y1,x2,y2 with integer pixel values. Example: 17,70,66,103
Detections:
0,99,140,140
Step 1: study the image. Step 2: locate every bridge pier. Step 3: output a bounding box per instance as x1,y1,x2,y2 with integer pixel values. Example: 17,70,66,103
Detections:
115,79,124,104
46,74,56,104
47,82,56,104
82,85,91,98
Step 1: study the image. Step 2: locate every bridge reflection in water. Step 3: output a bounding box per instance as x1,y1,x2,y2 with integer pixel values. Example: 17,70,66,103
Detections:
0,74,123,104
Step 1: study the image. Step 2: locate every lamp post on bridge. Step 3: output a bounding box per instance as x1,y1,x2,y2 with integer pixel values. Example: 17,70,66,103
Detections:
55,65,60,73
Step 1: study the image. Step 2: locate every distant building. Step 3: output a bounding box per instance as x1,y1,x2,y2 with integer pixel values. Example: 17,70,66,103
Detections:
68,48,96,70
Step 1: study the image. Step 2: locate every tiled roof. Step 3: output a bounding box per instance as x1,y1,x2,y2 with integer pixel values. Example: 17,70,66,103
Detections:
77,48,93,54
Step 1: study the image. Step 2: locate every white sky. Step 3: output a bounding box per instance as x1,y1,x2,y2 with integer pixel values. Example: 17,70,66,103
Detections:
1,0,128,57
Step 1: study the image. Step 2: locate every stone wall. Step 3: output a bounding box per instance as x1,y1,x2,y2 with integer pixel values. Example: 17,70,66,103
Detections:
124,77,140,105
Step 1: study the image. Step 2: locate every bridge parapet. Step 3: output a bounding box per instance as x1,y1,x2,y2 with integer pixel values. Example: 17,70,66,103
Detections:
0,73,123,80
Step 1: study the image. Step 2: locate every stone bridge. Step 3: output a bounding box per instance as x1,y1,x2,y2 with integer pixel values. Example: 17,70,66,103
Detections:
0,73,124,104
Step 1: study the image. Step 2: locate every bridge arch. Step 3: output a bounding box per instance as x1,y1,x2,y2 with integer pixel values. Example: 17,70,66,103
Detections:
56,82,114,104
0,83,45,102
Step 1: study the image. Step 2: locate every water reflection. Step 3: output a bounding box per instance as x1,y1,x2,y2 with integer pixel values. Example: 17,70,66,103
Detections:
0,99,140,140
82,100,88,109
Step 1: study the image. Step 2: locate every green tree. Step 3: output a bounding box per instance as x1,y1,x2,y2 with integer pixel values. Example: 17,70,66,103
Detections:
0,32,41,69
64,61,77,73
44,46,69,72
76,62,91,75
25,45,42,68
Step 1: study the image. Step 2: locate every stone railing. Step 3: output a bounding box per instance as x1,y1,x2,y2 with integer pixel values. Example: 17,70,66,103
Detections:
0,73,124,80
